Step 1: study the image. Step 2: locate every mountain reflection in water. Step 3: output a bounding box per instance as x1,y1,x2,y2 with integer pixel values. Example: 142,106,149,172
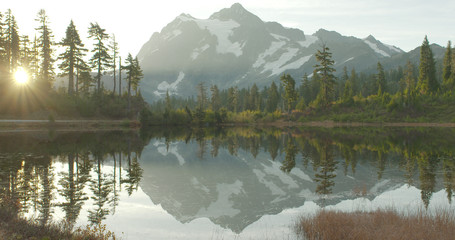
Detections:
0,127,454,239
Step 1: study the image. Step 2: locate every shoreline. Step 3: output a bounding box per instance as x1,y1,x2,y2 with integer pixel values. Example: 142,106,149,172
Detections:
1,119,455,131
0,119,140,131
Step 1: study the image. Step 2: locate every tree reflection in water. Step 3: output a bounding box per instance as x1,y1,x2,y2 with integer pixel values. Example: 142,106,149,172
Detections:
0,126,454,229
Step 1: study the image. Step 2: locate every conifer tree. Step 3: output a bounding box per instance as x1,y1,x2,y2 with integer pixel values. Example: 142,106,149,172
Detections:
342,77,354,102
376,62,386,95
118,56,122,96
19,35,31,72
280,74,297,113
78,71,93,94
109,34,119,95
403,61,417,106
123,53,143,114
210,84,221,112
35,9,55,92
131,57,142,95
5,9,20,73
88,22,111,93
58,20,87,95
248,83,260,110
417,36,438,94
29,36,40,82
228,87,238,112
266,81,279,112
443,41,453,90
314,43,336,107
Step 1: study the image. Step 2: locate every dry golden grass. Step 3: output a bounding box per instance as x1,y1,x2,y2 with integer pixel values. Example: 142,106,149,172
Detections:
297,209,455,240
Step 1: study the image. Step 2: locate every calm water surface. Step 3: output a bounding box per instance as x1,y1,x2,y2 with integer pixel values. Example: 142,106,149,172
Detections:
0,127,454,239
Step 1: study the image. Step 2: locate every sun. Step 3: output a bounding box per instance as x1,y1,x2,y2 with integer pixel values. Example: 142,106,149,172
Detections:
14,67,29,85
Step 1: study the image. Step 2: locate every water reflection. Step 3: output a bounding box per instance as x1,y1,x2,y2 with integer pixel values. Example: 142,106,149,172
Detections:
0,127,454,238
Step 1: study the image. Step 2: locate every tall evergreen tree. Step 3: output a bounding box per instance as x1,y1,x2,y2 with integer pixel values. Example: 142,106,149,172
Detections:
19,35,31,72
443,41,454,90
280,74,297,113
131,57,142,95
248,83,260,110
314,43,336,107
210,84,221,111
227,87,238,112
266,81,279,112
123,53,143,115
118,56,122,96
29,35,40,82
109,34,119,95
5,9,20,73
88,22,111,93
376,62,386,95
35,9,55,92
58,20,87,95
417,36,438,94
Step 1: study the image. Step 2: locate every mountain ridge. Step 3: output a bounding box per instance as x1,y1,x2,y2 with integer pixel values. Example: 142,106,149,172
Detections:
131,3,443,102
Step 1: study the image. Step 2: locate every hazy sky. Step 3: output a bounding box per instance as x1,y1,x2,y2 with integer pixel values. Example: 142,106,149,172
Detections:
4,0,454,58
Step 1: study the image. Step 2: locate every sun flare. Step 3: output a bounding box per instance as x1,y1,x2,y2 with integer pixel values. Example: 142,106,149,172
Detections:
14,68,29,85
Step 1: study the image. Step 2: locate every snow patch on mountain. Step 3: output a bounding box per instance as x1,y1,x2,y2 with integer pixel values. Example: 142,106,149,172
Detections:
178,15,242,57
341,57,354,64
261,46,311,76
163,29,182,41
299,35,318,48
384,43,402,53
253,41,286,68
363,40,390,57
191,44,210,60
154,71,185,96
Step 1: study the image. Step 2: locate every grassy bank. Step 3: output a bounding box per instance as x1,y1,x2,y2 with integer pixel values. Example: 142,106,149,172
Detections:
296,209,455,240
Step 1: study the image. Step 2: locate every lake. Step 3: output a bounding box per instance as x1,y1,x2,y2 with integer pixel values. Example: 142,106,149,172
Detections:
0,127,454,239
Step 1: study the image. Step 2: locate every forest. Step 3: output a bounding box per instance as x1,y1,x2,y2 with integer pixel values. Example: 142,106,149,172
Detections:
1,9,455,125
144,38,455,125
0,9,145,120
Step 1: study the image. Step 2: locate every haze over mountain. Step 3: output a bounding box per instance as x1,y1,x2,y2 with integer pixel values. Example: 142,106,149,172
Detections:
131,3,444,102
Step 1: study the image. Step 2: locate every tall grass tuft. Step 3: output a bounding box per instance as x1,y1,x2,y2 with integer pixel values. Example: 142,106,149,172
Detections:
296,208,455,240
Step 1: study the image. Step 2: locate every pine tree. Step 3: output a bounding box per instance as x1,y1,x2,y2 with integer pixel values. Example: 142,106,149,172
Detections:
376,62,386,95
109,34,119,95
88,22,111,93
19,35,31,72
266,81,279,112
35,9,55,92
131,57,142,95
342,77,354,102
5,9,20,73
58,20,87,95
403,61,417,106
314,43,336,107
118,56,122,96
77,71,93,94
123,53,143,115
228,87,238,112
210,84,221,112
417,36,438,94
443,41,453,90
280,74,297,113
248,83,260,110
29,35,40,82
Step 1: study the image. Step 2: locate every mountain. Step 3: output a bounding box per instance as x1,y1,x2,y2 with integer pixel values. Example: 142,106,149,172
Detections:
135,3,444,102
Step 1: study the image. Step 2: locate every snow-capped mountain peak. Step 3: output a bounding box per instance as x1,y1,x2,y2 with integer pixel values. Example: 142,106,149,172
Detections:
136,3,407,102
